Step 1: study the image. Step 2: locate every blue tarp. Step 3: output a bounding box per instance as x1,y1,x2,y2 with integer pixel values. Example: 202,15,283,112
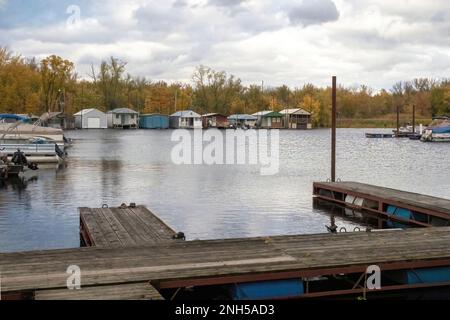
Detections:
231,279,304,300
432,126,450,134
0,114,30,122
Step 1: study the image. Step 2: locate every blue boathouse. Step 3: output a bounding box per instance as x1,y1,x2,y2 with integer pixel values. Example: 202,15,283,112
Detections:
139,114,169,129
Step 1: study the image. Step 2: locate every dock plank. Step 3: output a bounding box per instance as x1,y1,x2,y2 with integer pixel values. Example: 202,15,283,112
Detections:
35,282,164,300
314,181,450,216
2,228,450,294
79,206,179,247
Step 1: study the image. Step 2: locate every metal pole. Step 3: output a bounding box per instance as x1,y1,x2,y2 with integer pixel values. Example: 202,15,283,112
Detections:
412,104,416,134
331,76,337,183
396,105,400,137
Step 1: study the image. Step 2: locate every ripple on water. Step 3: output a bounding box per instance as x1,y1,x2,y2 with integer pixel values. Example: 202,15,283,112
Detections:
1,128,449,252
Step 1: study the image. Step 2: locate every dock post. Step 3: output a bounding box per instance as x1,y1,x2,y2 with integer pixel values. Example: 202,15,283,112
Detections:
412,104,416,134
331,76,337,182
396,105,400,137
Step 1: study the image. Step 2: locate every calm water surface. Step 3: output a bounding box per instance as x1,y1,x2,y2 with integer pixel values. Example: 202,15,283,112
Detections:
1,128,449,253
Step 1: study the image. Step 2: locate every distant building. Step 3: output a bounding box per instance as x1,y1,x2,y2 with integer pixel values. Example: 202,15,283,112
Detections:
252,111,283,129
74,108,107,129
39,112,75,130
139,114,169,129
107,108,139,129
170,110,202,129
279,108,312,130
202,113,229,129
228,114,258,128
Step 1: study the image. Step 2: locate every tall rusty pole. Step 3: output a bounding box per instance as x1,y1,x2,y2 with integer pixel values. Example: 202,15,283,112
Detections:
331,76,337,182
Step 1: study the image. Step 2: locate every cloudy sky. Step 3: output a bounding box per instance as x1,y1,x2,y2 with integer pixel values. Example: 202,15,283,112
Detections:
0,0,449,89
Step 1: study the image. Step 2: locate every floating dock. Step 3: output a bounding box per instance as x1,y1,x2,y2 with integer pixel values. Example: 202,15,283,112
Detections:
314,181,450,227
79,206,181,247
2,206,450,300
365,133,394,139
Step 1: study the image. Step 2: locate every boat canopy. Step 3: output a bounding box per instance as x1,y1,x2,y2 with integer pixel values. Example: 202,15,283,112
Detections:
433,126,450,134
428,119,450,133
0,114,30,122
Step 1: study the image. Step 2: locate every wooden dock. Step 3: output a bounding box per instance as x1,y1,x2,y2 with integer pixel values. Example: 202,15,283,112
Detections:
3,198,450,300
2,227,450,300
314,181,450,227
80,206,181,247
35,283,164,301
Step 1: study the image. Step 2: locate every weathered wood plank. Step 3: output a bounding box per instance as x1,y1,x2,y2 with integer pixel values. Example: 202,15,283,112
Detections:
315,181,450,216
35,283,164,300
2,227,450,294
79,206,180,247
79,208,109,246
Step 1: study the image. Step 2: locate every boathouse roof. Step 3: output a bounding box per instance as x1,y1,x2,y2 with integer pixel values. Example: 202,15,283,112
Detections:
74,108,105,116
108,108,139,114
228,114,258,121
279,108,312,116
170,110,201,118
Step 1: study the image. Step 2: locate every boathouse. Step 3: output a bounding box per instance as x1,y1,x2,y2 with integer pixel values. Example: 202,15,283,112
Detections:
253,111,283,129
170,110,202,129
280,108,312,130
39,112,75,130
139,114,169,129
107,108,139,129
202,113,229,129
74,108,107,129
228,114,257,128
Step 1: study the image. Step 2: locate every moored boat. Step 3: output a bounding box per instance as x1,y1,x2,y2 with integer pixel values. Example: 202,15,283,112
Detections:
0,149,39,180
0,144,64,164
421,118,450,142
0,114,71,149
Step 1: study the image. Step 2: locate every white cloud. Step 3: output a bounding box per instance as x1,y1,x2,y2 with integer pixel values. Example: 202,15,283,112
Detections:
1,0,450,89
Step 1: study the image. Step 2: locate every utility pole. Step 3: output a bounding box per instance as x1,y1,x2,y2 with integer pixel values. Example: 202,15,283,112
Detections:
331,76,337,183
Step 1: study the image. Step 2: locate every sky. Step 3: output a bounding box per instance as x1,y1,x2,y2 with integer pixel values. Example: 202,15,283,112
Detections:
0,0,449,89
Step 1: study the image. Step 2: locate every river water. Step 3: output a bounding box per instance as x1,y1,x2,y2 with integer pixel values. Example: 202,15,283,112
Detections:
1,128,449,253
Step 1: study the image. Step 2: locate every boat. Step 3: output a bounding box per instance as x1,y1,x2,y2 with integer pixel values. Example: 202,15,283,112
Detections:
409,134,422,140
0,149,39,180
0,114,71,150
392,125,424,138
421,118,450,142
0,144,65,164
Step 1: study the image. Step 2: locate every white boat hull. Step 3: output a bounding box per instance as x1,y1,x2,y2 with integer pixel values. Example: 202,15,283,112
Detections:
1,144,64,164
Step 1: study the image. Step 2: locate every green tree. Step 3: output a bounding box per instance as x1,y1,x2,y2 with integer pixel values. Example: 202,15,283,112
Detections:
192,65,243,115
91,57,127,110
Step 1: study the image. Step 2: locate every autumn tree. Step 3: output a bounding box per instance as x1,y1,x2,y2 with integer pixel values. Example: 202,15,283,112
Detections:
192,66,243,115
40,55,76,113
0,47,42,115
91,57,127,110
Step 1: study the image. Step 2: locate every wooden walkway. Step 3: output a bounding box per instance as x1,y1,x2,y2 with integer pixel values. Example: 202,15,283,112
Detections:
35,283,164,300
2,227,450,299
80,206,180,247
314,181,450,226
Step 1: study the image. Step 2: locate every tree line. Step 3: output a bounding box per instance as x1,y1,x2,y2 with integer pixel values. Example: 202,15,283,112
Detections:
1,47,449,127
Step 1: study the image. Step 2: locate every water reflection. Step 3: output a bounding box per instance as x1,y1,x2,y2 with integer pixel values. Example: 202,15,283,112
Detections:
0,128,449,253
